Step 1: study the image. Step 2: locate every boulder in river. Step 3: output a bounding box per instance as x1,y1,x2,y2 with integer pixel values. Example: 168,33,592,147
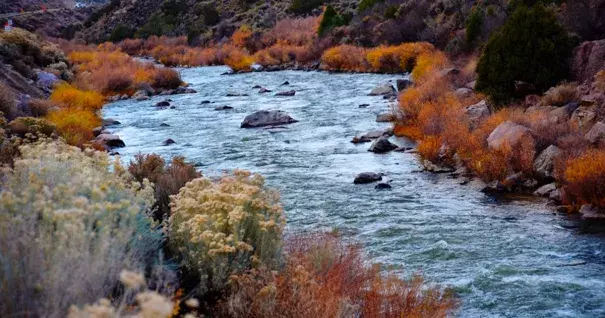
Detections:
359,103,370,108
252,85,262,89
354,172,383,184
280,81,290,86
227,92,249,97
200,100,211,104
352,129,393,143
163,138,176,146
368,136,398,153
160,123,170,127
102,118,121,127
215,105,234,110
375,182,392,190
241,110,298,128
396,79,412,91
94,133,125,148
156,101,170,107
369,83,396,96
275,90,296,96
376,113,395,122
259,87,272,93
579,204,605,222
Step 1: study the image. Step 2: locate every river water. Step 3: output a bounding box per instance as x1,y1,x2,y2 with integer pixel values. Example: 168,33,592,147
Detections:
104,66,605,317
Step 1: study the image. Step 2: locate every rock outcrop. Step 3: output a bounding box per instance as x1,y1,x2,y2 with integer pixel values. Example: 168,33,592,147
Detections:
572,40,605,83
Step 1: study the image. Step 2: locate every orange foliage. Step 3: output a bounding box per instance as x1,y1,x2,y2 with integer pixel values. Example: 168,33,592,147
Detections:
231,25,253,48
321,45,368,72
224,50,254,72
223,234,457,317
254,44,307,67
418,136,443,163
46,108,101,147
562,149,605,207
50,83,105,111
262,17,320,46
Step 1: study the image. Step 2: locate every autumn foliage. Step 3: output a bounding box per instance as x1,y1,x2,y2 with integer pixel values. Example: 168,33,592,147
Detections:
562,149,605,207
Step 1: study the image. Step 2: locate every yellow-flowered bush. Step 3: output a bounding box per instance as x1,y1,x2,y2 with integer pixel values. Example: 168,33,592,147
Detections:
0,140,162,317
169,170,286,294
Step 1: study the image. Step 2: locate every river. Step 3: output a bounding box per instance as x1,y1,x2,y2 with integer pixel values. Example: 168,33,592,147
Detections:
103,66,605,317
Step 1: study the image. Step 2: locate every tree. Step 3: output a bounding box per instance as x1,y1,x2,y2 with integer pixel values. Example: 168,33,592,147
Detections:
475,5,572,104
318,5,344,36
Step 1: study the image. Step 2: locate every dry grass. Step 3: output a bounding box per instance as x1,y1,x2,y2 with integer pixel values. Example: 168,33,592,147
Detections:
540,82,578,106
221,233,457,317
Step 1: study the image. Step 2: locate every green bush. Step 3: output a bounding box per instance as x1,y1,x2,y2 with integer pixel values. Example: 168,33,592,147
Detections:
109,24,135,42
384,5,398,19
193,2,220,26
358,0,384,13
0,141,162,317
169,170,285,296
318,5,345,36
475,5,572,104
466,8,482,48
288,0,323,15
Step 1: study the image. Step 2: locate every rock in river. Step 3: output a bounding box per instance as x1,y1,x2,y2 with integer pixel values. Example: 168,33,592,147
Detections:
354,172,383,184
241,110,298,128
215,105,234,110
375,182,392,190
156,101,170,107
369,83,396,96
368,136,398,153
94,133,125,148
275,90,296,96
163,138,176,146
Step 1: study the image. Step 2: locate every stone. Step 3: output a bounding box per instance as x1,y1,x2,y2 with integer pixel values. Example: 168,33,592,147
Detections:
160,123,170,127
241,110,298,128
423,160,454,173
465,100,491,129
214,105,234,110
275,90,296,96
200,100,211,104
579,204,605,221
259,87,272,93
92,126,104,137
102,118,121,127
352,129,392,143
375,183,392,190
163,138,176,146
94,134,125,148
465,81,476,90
252,85,262,89
155,101,170,107
571,105,597,130
455,88,473,99
135,95,150,101
524,94,541,107
396,79,412,91
440,68,460,78
572,39,605,83
369,84,396,96
514,81,536,95
533,145,562,180
280,81,290,86
226,92,249,97
368,136,398,153
359,103,370,108
534,183,557,197
487,121,533,151
585,121,605,144
184,88,197,94
354,172,383,184
376,113,395,122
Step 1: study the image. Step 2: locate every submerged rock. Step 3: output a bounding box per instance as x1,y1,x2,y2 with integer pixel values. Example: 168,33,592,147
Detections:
368,136,398,153
259,87,272,93
226,92,249,97
163,138,176,146
241,110,298,128
375,182,392,190
94,133,125,148
156,101,170,107
354,172,383,184
102,118,121,127
275,90,296,96
160,123,170,127
214,105,234,110
359,103,370,108
280,81,290,86
200,100,211,104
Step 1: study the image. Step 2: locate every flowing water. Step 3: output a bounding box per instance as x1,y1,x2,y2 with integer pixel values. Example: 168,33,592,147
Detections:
104,66,605,317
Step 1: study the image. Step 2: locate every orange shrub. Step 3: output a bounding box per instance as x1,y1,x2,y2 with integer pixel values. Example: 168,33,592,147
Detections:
224,50,254,72
254,44,307,66
89,66,135,95
366,42,436,74
321,45,368,72
418,136,443,163
46,108,101,146
231,25,253,48
562,149,605,207
151,68,182,89
411,51,450,83
222,234,457,317
50,83,105,111
262,17,320,46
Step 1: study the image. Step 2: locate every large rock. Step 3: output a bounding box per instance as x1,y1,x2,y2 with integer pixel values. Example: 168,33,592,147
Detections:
102,118,121,127
465,100,491,129
396,79,412,91
487,121,533,151
455,88,473,99
241,110,298,128
549,102,580,122
585,121,605,144
369,84,396,96
579,204,605,222
94,134,125,148
368,136,398,153
572,40,605,83
534,183,557,197
376,113,395,122
571,105,597,130
351,129,392,144
275,90,296,96
533,145,562,180
354,172,383,184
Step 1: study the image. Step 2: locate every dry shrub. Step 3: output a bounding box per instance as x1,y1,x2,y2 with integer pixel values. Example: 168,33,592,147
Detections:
27,98,58,117
562,149,605,207
225,50,254,72
222,233,457,318
366,42,437,74
152,68,182,89
128,154,200,221
0,141,161,317
540,82,578,106
231,25,253,48
321,45,368,72
50,83,105,111
46,108,101,147
6,117,56,137
254,44,307,67
90,67,135,95
262,17,320,46
118,38,145,55
0,83,16,119
417,136,443,163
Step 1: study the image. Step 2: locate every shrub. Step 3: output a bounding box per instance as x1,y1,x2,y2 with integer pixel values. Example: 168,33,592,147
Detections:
563,149,605,207
358,0,385,13
540,82,578,106
262,17,319,46
224,50,254,72
0,83,16,119
321,45,368,72
6,117,56,137
318,5,345,36
289,0,324,14
110,24,135,42
466,8,483,48
169,170,286,296
231,25,253,48
128,154,200,221
221,233,457,317
46,108,101,147
27,98,58,117
50,83,105,111
475,5,573,103
151,67,182,89
0,141,161,317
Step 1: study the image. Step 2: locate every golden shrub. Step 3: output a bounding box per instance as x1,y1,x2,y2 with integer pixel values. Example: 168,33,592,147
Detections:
169,170,286,295
47,107,101,146
50,83,105,111
225,50,254,72
563,149,605,207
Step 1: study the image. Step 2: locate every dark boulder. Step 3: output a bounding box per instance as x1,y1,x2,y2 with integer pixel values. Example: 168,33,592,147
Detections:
215,105,234,110
163,138,176,146
368,137,398,153
354,172,383,184
375,183,392,190
241,110,298,128
156,101,170,107
396,79,412,91
275,90,296,96
94,134,125,148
